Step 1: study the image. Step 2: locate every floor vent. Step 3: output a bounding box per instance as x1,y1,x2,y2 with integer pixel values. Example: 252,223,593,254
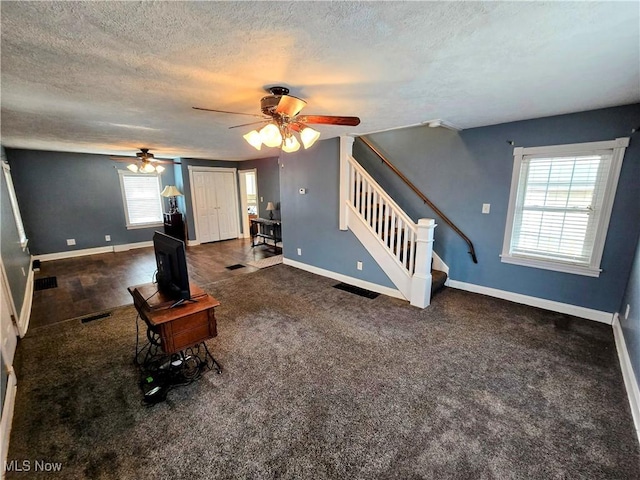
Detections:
81,312,112,324
225,264,246,270
34,277,58,291
333,283,380,299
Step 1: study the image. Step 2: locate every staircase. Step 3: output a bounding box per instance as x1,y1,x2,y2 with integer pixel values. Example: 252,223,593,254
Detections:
339,137,447,308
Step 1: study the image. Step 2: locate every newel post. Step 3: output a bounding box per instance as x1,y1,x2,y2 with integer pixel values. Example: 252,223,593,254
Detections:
339,135,354,231
410,218,436,308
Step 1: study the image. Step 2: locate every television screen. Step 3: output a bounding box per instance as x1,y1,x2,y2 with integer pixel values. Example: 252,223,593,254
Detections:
153,231,190,303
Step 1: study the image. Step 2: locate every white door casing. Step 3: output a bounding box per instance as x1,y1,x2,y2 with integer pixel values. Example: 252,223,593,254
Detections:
0,258,18,363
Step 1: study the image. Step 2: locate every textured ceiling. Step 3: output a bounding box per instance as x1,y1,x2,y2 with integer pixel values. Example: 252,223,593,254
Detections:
1,1,639,161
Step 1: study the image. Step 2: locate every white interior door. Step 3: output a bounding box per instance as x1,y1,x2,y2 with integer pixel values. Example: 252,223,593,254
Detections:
192,171,220,243
189,167,240,244
215,171,239,240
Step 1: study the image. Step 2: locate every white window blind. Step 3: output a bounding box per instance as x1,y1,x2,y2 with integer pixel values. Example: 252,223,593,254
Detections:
502,138,629,277
118,171,163,229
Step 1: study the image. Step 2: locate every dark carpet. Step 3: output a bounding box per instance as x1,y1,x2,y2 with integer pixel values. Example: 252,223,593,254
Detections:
8,265,640,479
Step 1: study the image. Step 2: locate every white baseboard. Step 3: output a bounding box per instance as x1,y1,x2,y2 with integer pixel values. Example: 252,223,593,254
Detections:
283,257,405,300
447,279,613,324
432,251,449,275
0,366,17,474
112,241,153,252
612,313,640,444
187,240,201,247
34,241,154,262
18,265,34,337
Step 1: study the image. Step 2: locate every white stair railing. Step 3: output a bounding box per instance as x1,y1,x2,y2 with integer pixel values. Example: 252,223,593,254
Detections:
339,136,436,308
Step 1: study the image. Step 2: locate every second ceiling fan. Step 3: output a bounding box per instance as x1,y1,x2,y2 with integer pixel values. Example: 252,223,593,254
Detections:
193,86,360,152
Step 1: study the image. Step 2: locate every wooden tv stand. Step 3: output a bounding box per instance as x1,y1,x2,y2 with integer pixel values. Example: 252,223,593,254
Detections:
128,282,220,357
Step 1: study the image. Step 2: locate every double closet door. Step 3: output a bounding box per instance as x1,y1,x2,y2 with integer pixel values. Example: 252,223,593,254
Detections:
190,168,240,243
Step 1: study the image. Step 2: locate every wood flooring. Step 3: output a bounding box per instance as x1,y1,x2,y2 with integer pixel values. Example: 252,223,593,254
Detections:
29,238,277,330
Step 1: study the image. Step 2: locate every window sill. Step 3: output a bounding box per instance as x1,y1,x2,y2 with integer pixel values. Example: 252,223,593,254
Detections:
500,254,601,278
126,222,163,230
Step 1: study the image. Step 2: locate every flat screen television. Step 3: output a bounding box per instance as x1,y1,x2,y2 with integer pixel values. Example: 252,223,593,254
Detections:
153,231,190,304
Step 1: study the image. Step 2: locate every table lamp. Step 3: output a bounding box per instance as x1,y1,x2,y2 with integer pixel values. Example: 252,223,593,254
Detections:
161,185,183,214
266,202,275,220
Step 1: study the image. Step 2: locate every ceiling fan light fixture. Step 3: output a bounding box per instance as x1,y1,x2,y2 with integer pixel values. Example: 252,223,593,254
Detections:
299,125,321,149
141,163,156,173
282,135,301,153
127,164,139,173
243,130,263,150
155,165,165,173
260,123,282,148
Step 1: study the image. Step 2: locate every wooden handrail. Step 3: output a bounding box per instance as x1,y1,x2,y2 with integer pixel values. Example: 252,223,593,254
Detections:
358,136,478,264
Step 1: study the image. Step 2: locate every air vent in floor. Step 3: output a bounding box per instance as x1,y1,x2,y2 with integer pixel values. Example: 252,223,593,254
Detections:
333,283,379,299
34,277,57,291
225,264,245,270
81,312,112,324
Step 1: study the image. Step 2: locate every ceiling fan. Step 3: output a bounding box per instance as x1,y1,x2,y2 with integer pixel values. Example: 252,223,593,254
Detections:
110,148,180,173
193,86,361,152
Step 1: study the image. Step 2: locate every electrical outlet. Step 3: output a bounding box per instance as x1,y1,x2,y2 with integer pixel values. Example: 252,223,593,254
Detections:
357,261,363,271
105,235,111,242
260,196,264,202
625,304,631,320
66,239,76,246
297,248,302,256
482,203,491,214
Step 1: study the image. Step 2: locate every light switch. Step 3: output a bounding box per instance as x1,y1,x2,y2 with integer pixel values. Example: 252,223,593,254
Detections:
482,204,491,214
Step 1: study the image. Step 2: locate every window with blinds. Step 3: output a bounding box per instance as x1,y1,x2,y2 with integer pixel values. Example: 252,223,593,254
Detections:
117,171,164,229
501,138,629,277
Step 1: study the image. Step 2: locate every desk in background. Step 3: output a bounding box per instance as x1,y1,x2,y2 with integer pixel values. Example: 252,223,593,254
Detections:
250,218,282,253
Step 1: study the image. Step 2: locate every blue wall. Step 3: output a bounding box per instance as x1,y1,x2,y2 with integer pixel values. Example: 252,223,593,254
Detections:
5,149,176,254
620,233,640,386
353,103,640,313
280,137,394,288
1,147,31,316
179,156,282,240
241,156,281,220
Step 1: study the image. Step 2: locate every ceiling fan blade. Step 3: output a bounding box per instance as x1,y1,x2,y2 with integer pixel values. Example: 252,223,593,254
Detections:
275,95,307,117
110,156,178,164
192,106,266,118
228,120,269,129
297,115,361,126
153,159,182,165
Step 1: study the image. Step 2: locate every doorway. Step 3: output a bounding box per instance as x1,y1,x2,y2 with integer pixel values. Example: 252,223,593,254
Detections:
239,169,259,239
188,166,241,243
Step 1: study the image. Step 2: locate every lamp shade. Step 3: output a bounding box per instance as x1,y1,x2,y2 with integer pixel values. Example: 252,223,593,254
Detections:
300,126,321,149
243,130,263,150
160,185,183,197
127,164,139,173
265,202,275,211
260,123,282,148
282,135,301,153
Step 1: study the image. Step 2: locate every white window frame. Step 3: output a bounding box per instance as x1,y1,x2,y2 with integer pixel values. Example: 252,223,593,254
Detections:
1,161,28,251
117,170,164,230
501,137,629,277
